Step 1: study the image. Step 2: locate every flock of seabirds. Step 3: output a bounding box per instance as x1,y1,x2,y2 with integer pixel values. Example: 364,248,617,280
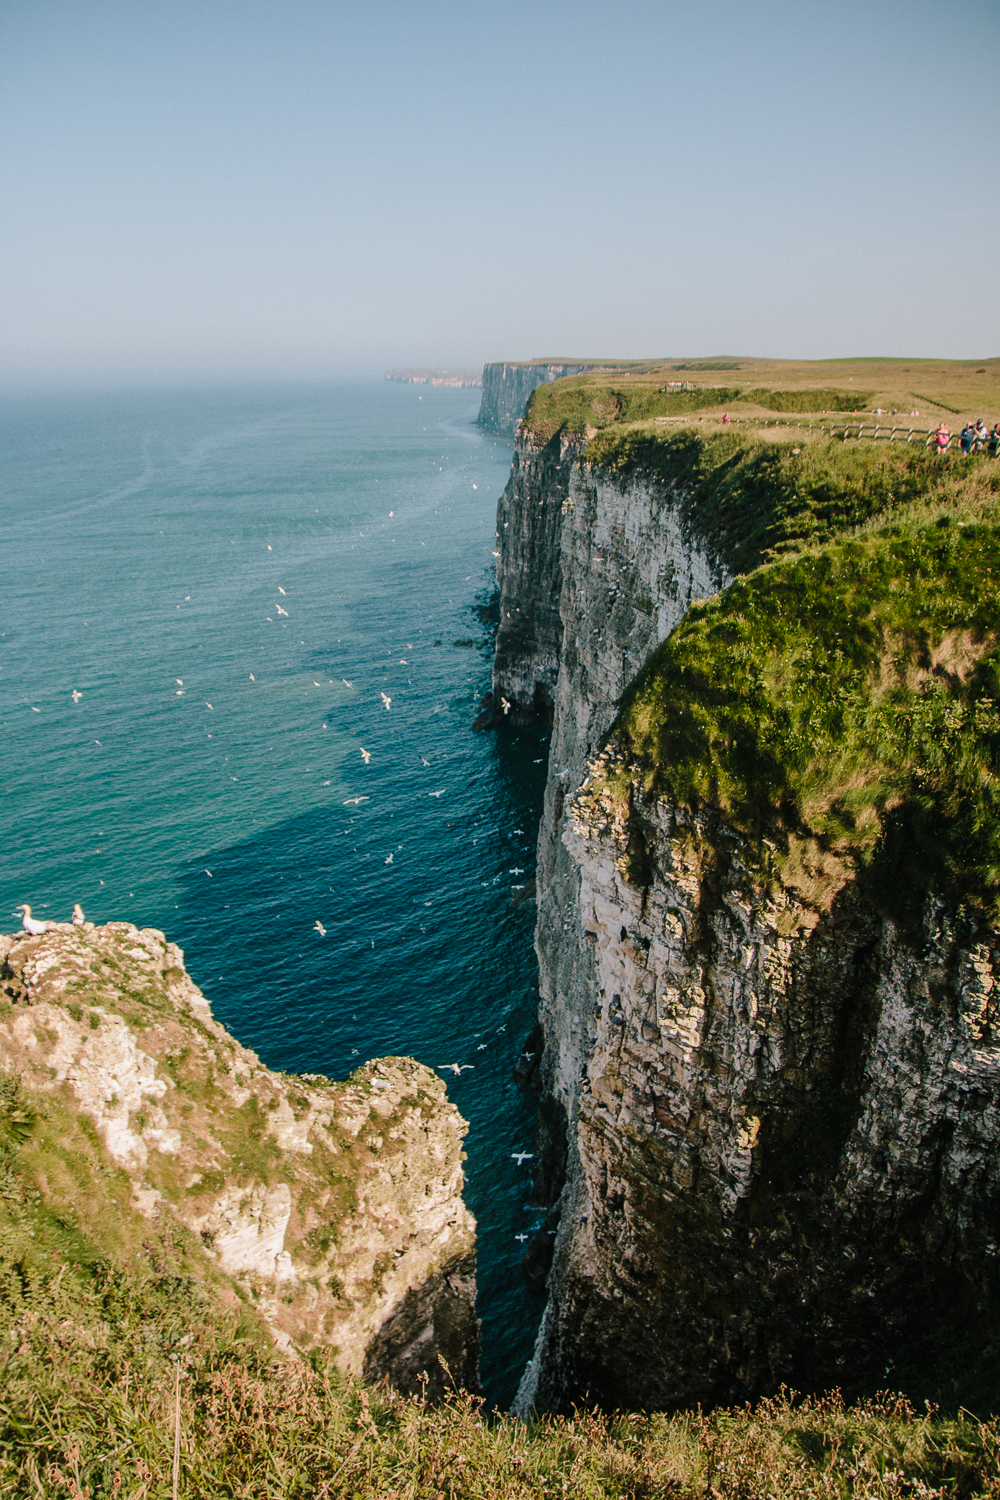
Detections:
12,894,541,1220
13,555,544,1237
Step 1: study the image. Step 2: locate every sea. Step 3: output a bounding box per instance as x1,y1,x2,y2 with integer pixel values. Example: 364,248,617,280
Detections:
0,375,548,1407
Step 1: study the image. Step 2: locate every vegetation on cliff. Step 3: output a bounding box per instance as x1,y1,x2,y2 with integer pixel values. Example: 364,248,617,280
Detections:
606,457,1000,920
584,428,995,576
4,1170,1000,1500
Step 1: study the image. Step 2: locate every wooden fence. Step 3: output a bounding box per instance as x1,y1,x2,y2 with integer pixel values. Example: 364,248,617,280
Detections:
652,414,992,452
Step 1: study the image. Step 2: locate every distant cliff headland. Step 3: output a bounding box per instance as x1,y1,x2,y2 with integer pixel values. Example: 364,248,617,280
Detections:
385,367,481,388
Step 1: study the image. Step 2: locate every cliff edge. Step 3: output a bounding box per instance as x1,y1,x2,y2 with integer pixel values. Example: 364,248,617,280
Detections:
494,362,1000,1413
0,920,478,1397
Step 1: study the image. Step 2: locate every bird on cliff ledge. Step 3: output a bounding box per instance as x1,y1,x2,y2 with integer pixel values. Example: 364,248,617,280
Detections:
72,904,85,926
14,904,48,936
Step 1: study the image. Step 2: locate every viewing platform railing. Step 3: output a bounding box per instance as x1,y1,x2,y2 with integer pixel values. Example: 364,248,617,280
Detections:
651,414,993,452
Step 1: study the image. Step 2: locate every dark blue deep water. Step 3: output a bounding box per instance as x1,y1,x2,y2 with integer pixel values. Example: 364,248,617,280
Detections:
0,377,546,1405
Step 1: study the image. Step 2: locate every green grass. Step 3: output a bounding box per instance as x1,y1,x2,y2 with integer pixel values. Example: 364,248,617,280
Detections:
740,387,872,412
603,505,1000,921
5,1221,1000,1499
582,427,1000,576
8,1076,1000,1494
522,381,874,443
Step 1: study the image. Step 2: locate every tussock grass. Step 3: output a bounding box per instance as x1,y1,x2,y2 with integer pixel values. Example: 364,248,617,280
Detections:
4,1232,1000,1499
6,1093,1000,1495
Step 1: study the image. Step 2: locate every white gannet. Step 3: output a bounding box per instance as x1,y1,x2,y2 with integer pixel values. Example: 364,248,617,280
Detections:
360,748,371,764
249,673,255,681
437,1063,474,1076
278,586,286,595
421,757,430,766
384,853,393,864
428,789,445,798
276,605,288,617
342,679,353,688
14,904,48,936
313,920,327,936
515,1233,529,1243
72,903,85,926
343,796,369,806
511,1152,534,1165
71,689,82,703
509,867,525,874
380,692,391,710
477,1044,487,1051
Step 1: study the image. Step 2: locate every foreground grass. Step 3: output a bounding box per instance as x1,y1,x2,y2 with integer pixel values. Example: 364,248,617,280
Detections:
4,1242,1000,1499
4,1112,999,1498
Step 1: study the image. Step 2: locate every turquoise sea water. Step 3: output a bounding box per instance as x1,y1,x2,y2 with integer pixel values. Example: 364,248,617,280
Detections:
0,377,547,1405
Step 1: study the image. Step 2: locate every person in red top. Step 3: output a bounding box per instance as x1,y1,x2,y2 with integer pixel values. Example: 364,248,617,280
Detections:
721,412,730,425
934,423,950,453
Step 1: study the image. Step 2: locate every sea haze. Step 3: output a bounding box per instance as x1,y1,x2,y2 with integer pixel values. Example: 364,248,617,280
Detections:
0,377,547,1405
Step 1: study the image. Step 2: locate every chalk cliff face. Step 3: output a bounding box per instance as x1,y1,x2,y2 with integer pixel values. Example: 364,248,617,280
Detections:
495,426,1000,1412
494,428,730,1194
478,364,602,436
0,921,478,1397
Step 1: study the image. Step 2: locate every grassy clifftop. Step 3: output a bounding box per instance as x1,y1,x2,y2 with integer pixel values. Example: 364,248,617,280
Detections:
522,354,1000,445
583,432,1000,920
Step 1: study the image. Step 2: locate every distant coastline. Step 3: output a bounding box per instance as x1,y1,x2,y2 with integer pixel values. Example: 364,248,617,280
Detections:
385,367,482,388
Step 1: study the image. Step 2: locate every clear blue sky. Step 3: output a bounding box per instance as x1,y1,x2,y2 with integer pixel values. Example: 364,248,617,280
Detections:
2,0,997,381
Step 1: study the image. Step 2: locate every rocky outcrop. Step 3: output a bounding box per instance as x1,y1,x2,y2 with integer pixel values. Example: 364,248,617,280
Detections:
478,363,605,435
521,770,1000,1411
0,921,478,1396
493,425,1000,1414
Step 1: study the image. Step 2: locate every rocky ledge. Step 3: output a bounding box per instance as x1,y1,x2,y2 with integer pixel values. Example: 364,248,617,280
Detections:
0,920,479,1397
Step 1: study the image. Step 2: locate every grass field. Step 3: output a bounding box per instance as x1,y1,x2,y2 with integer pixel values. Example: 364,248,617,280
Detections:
521,356,1000,445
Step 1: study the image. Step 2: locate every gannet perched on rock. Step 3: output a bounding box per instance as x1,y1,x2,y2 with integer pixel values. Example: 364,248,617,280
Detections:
72,903,85,926
14,904,48,936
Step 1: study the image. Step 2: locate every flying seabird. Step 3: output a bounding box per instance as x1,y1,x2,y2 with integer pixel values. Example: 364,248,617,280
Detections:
278,586,287,595
360,748,371,764
71,689,82,703
515,1234,529,1243
342,679,353,688
14,904,48,936
384,853,393,864
72,903,85,926
276,605,288,617
429,789,445,798
511,1152,534,1165
380,692,391,711
438,1064,474,1076
314,920,327,936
